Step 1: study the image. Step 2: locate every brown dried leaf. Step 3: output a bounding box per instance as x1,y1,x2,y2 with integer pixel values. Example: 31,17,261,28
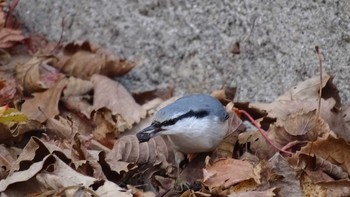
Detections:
239,111,334,159
0,28,24,49
132,85,174,105
61,95,92,118
109,135,175,167
70,134,106,179
57,41,136,79
0,154,50,193
35,155,132,197
298,134,350,175
203,158,260,190
289,153,348,182
63,76,93,97
45,116,76,139
268,110,332,147
9,137,67,174
228,187,276,197
21,77,68,123
16,55,60,94
127,185,156,197
261,153,303,196
211,86,236,105
277,72,330,102
301,174,350,197
0,77,17,105
91,109,116,148
0,145,21,179
91,74,146,131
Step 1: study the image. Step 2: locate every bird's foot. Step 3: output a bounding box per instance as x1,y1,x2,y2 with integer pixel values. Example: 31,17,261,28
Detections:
175,178,191,192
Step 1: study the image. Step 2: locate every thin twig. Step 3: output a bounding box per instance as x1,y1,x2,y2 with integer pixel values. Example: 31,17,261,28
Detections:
315,46,323,125
238,109,292,155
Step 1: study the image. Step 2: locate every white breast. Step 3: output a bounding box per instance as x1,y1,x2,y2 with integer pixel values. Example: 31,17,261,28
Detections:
162,116,228,153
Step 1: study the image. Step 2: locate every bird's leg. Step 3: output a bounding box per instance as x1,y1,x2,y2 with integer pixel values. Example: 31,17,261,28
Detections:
174,151,190,191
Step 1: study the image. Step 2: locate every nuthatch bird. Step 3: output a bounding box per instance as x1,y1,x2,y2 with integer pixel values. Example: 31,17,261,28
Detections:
136,94,229,165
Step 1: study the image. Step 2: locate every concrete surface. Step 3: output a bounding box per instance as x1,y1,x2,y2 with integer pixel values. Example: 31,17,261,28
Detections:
16,0,350,102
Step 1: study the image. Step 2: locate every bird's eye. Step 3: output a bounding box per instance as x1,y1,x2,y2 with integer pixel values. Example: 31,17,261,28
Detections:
151,121,161,127
224,113,230,120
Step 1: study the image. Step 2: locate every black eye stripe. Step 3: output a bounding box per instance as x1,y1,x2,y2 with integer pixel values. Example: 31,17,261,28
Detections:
158,110,209,127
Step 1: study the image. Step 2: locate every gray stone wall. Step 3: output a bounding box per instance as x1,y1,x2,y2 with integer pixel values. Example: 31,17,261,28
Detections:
16,0,350,102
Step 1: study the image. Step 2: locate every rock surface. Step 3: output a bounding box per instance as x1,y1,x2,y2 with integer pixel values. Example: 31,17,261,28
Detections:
16,0,350,102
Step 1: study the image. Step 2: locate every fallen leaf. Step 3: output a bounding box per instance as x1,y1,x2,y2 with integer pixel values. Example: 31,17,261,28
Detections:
0,28,24,49
109,135,175,166
276,72,330,102
132,84,174,105
301,173,350,197
0,145,21,179
91,109,116,148
45,116,77,139
0,154,51,193
211,86,236,105
36,155,132,197
21,77,68,123
0,77,17,105
289,153,348,182
91,74,146,131
56,41,136,79
228,187,276,197
261,153,303,196
297,134,350,175
203,158,260,190
63,76,93,97
16,55,60,94
0,106,27,124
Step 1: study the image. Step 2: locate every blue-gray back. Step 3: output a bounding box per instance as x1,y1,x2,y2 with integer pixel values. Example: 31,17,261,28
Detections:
154,94,228,122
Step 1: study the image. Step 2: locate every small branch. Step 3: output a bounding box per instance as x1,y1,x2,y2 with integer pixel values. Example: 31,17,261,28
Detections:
238,110,292,155
315,46,323,125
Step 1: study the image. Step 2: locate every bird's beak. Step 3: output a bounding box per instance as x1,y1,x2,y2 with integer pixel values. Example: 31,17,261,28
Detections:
136,125,162,143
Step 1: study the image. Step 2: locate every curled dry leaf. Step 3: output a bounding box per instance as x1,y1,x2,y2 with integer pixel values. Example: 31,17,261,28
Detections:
21,77,68,123
268,110,332,149
202,158,260,190
0,154,51,193
289,153,348,182
211,86,236,105
9,137,68,174
297,134,350,175
109,135,175,167
0,145,21,179
56,41,136,79
91,108,117,148
70,134,107,179
260,153,303,196
2,154,132,196
91,74,146,131
238,111,334,159
276,72,340,107
45,116,77,140
0,106,42,143
16,55,60,94
0,77,17,105
227,187,276,197
0,28,24,49
63,76,93,97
